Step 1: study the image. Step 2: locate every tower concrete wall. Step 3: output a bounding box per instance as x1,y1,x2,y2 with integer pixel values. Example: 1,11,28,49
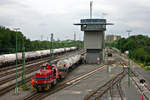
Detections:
86,49,103,63
84,31,104,49
84,31,104,63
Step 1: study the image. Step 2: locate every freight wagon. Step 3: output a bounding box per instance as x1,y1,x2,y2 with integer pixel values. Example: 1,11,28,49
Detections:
0,47,77,68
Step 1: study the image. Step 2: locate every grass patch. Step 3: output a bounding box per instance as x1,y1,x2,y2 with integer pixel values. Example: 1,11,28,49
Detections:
144,66,150,72
22,85,31,91
131,59,150,72
137,62,150,72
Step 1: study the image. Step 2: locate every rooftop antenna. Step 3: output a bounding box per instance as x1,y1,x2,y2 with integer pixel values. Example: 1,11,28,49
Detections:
90,1,93,19
127,30,132,38
102,13,108,19
74,32,76,41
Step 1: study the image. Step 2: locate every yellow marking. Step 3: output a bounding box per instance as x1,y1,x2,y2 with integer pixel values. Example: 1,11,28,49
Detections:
88,89,93,92
32,87,37,90
72,91,81,94
111,74,115,78
45,85,49,90
18,87,23,91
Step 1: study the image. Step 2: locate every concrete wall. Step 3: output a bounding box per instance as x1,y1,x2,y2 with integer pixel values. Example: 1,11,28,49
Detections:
86,49,103,63
84,31,105,63
84,31,104,49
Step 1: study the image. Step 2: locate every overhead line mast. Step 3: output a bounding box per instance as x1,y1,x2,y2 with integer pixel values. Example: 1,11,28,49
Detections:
90,1,93,19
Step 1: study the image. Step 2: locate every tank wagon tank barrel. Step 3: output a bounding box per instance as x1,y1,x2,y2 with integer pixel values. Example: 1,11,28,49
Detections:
0,47,77,68
56,54,82,71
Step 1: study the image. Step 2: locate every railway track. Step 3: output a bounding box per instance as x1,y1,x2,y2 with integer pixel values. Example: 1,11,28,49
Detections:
0,50,82,84
114,48,150,99
0,50,78,76
0,48,80,72
0,57,49,78
0,76,32,96
130,70,150,100
84,69,127,100
0,50,85,96
116,82,124,100
115,49,150,100
22,65,106,100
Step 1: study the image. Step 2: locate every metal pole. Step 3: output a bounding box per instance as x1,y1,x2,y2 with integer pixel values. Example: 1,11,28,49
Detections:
50,33,53,64
15,31,18,94
107,48,109,72
128,53,130,87
21,40,23,85
90,1,93,19
119,40,121,56
22,38,26,87
51,34,54,60
127,30,131,87
49,34,51,64
14,28,20,94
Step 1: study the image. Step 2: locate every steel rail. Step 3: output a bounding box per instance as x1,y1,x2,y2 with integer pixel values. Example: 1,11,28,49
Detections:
130,70,149,100
109,87,113,100
84,70,127,100
116,82,124,100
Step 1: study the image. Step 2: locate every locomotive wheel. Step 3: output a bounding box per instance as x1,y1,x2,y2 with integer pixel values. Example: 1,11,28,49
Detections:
54,79,57,85
37,86,42,92
51,83,54,88
58,75,62,81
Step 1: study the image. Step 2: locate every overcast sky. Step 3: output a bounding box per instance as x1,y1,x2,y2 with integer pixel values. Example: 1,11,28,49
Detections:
0,0,150,40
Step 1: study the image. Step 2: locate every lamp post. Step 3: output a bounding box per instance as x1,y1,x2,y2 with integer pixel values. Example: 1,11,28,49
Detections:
14,27,20,94
21,38,26,87
126,50,130,87
49,33,53,64
126,30,132,87
107,48,109,72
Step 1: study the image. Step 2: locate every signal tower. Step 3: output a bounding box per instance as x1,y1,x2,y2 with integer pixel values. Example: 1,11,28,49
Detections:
74,1,113,63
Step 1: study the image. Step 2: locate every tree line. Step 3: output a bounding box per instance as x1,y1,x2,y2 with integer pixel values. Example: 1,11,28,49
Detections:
106,35,150,66
0,26,83,54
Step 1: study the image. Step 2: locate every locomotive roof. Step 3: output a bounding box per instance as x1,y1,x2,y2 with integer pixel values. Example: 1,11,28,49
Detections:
36,69,53,76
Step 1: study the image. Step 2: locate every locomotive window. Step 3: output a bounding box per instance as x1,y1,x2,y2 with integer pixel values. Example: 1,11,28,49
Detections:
36,77,48,80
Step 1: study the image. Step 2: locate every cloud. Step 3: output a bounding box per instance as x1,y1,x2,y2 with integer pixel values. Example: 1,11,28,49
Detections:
0,0,150,40
0,0,16,6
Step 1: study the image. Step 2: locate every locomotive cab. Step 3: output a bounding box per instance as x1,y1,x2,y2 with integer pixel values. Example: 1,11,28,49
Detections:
32,69,54,91
32,64,62,91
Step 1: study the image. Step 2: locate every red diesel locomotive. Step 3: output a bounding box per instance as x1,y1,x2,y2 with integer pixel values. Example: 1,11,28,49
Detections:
31,54,82,91
32,64,65,91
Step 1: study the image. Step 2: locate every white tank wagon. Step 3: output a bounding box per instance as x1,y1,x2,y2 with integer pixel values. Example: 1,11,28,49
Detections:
3,54,16,66
53,48,64,54
0,47,77,68
56,54,82,71
0,55,5,66
58,48,65,53
25,51,38,61
38,50,50,57
17,53,23,60
65,48,71,52
53,49,59,54
70,47,77,51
